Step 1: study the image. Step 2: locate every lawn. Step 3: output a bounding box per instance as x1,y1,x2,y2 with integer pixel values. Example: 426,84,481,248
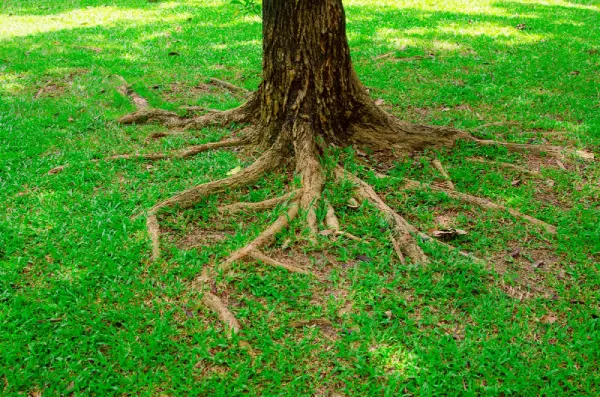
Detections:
1,0,599,395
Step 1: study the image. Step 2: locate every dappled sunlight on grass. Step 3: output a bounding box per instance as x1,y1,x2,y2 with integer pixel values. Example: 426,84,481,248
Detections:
0,6,192,40
0,71,27,95
370,344,420,378
0,0,599,395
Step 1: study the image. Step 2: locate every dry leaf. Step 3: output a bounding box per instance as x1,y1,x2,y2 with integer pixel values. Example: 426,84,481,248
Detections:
510,247,521,258
431,228,468,240
540,314,557,324
346,198,360,209
47,165,65,175
511,179,522,187
435,215,453,228
556,159,566,170
374,98,385,106
226,166,242,176
533,260,545,269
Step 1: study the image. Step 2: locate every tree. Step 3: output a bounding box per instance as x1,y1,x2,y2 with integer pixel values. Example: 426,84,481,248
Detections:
116,0,586,333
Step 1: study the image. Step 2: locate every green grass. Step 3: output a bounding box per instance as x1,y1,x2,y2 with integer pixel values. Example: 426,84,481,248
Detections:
1,0,599,395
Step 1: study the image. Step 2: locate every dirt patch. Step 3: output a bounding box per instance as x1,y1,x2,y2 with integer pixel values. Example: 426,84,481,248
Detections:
161,82,217,102
34,69,89,99
176,228,233,250
491,247,561,300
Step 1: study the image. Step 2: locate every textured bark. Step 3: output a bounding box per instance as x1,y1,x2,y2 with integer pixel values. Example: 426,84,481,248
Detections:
257,0,361,147
252,0,470,154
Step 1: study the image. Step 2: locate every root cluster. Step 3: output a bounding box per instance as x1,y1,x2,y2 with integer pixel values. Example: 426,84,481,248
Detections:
104,81,591,334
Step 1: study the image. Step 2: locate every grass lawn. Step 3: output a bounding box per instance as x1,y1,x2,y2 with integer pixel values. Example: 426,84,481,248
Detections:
1,0,599,395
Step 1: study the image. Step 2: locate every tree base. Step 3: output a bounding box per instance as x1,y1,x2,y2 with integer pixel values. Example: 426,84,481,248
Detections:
113,83,591,334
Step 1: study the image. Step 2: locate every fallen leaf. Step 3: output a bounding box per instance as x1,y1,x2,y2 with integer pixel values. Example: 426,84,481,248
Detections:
385,310,393,319
533,260,545,269
346,198,360,209
226,166,242,176
68,116,74,122
355,148,367,157
511,179,522,187
431,228,468,240
47,165,66,175
435,215,453,228
184,308,194,318
569,70,580,76
539,314,557,324
510,247,521,258
556,159,566,170
355,254,373,263
374,98,385,106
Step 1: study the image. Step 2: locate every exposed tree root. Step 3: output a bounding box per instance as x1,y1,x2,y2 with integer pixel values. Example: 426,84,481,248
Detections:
218,190,300,215
215,203,299,274
335,167,429,264
295,124,324,238
201,289,241,334
103,138,247,162
432,159,455,190
249,249,316,278
472,137,593,161
401,179,557,234
115,71,594,336
208,78,250,97
115,75,149,110
325,202,340,231
117,106,253,131
466,157,545,179
147,147,283,260
323,203,362,241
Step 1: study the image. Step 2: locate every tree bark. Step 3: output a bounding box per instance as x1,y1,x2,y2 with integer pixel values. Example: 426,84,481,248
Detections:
252,0,468,154
255,0,371,147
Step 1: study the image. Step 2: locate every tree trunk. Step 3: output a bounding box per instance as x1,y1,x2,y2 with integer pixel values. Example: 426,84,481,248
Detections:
251,0,466,154
255,0,370,147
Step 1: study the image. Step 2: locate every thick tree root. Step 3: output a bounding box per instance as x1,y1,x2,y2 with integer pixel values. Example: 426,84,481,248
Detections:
103,138,247,162
201,289,241,334
295,124,325,238
147,147,282,260
401,179,557,234
216,203,299,274
472,137,593,161
335,167,429,264
218,190,300,214
432,159,455,190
